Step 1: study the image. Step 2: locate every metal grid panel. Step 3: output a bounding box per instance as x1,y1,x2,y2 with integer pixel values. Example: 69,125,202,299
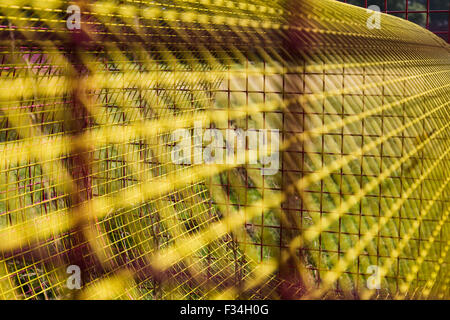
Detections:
213,0,450,299
0,0,449,300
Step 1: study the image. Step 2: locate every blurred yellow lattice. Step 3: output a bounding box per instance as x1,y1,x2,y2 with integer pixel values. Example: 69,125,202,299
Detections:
0,0,449,300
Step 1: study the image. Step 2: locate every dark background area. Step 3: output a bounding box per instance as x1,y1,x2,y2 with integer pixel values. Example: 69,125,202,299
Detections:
338,0,450,42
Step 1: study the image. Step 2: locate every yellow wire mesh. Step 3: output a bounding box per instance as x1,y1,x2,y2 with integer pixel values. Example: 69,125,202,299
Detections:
0,0,449,300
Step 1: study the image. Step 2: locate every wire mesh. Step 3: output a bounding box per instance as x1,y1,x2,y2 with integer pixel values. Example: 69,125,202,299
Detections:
0,0,449,300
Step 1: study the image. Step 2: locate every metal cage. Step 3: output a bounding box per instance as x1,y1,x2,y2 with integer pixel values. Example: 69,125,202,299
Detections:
0,0,449,300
